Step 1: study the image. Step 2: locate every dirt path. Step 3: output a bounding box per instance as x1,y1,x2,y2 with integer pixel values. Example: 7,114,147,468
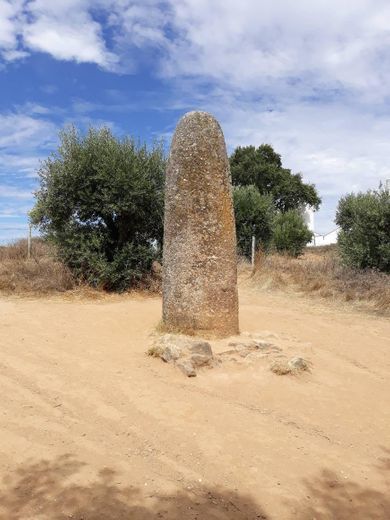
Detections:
0,282,389,519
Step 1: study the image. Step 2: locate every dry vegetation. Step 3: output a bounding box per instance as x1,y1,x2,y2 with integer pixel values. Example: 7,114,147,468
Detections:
146,344,164,358
251,245,390,315
0,239,161,296
1,240,389,317
0,239,75,295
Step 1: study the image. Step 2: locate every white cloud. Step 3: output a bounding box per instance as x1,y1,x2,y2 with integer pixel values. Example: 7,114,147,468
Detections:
0,108,57,218
0,0,22,56
0,219,31,243
159,0,390,99
0,185,33,199
0,0,118,68
0,107,55,240
0,154,44,177
23,0,118,68
0,112,54,148
2,0,390,95
108,1,169,48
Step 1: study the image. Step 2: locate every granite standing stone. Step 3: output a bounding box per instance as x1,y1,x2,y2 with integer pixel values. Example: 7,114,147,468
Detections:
162,111,239,337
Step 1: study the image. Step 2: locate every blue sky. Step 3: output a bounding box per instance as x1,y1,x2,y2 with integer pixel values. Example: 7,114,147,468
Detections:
1,0,390,243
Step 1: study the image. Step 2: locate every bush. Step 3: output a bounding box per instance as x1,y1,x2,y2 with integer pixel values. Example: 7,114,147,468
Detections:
30,126,166,291
233,185,275,257
336,188,390,272
272,210,313,257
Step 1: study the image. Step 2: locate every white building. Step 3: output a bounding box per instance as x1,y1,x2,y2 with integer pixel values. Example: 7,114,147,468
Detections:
311,228,339,246
302,205,315,233
302,178,389,247
302,206,338,247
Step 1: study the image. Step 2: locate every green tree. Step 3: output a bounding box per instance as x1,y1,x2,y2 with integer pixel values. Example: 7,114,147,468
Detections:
30,126,166,291
336,188,390,272
230,144,321,212
272,210,313,257
233,186,275,257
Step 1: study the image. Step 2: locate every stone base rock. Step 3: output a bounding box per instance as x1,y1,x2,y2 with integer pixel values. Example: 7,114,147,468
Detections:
161,344,182,363
288,356,309,371
150,334,214,377
227,339,273,350
148,331,311,378
217,339,282,364
176,359,197,377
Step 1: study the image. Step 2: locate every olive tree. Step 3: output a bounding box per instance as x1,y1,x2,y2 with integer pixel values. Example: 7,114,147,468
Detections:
30,126,166,291
336,187,390,272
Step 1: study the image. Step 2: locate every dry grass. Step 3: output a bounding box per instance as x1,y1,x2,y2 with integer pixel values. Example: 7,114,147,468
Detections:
0,239,163,297
270,360,292,375
154,319,197,337
0,239,75,295
2,239,389,314
252,246,390,316
146,345,164,358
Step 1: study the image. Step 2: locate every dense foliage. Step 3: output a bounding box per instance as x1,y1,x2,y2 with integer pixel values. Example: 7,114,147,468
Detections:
272,210,313,257
30,127,166,291
230,144,318,257
233,186,275,257
230,144,321,212
336,188,390,272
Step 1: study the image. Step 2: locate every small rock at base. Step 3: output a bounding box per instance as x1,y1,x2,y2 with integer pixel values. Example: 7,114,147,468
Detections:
228,341,256,349
190,353,213,367
188,341,213,357
254,340,273,349
161,344,182,363
228,340,272,350
176,359,197,377
288,356,309,371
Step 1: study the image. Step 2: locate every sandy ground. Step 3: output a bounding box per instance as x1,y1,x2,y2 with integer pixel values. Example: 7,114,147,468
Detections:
0,279,389,519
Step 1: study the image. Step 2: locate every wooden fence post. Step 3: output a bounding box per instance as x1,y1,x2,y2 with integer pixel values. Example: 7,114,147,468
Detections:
251,235,255,270
27,224,32,260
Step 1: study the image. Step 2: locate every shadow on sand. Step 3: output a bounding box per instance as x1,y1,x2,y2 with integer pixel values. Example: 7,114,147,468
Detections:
0,449,389,519
286,447,390,519
0,454,266,520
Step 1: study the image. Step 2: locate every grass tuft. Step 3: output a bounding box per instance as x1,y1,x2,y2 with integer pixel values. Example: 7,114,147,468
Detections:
146,345,163,358
270,360,292,375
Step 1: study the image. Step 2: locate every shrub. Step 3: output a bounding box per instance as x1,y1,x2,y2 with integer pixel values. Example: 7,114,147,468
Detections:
336,188,390,273
272,210,313,257
233,185,275,257
30,126,166,292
